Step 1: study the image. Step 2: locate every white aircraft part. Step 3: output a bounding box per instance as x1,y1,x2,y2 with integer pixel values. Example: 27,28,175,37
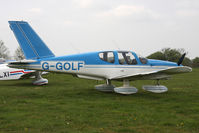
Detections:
11,60,37,63
8,61,192,81
0,64,30,80
32,71,48,85
161,66,192,73
114,87,138,95
0,63,47,81
77,74,104,80
95,84,115,92
32,78,48,85
142,85,168,93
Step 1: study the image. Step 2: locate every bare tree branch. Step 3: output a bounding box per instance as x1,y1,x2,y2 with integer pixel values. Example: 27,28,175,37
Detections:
0,40,10,59
14,46,25,60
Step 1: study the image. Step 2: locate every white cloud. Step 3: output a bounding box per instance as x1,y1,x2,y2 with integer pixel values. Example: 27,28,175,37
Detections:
176,0,199,9
176,10,199,17
97,5,159,19
176,0,199,17
28,8,42,13
63,20,74,26
73,0,93,8
111,5,145,17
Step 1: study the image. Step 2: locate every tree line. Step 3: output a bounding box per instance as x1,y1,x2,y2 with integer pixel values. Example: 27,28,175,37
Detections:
147,48,199,67
0,40,199,67
0,40,24,61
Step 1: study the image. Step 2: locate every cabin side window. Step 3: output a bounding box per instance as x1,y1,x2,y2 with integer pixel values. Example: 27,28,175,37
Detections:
118,52,137,65
139,57,148,64
99,52,115,63
137,54,148,64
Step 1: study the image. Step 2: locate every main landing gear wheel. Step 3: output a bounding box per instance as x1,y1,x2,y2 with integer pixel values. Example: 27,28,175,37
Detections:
114,80,138,95
32,71,48,85
95,79,115,92
142,80,168,93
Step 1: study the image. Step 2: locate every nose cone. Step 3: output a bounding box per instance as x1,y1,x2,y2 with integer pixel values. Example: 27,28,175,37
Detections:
148,59,178,66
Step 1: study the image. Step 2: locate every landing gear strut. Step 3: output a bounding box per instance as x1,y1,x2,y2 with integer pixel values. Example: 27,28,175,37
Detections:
95,79,115,92
157,79,160,86
32,71,48,85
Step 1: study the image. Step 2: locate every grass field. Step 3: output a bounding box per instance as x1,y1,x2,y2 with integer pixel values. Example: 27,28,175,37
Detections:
0,68,199,133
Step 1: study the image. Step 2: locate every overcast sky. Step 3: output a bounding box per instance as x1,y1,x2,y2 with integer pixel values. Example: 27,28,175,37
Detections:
0,0,199,58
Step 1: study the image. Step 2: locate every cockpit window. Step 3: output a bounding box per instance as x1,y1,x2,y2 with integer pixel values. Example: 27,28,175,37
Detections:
118,51,137,65
99,52,115,63
139,56,148,64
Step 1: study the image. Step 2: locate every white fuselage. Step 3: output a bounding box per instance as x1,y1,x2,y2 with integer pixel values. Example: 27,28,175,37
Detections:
19,61,177,80
0,63,34,80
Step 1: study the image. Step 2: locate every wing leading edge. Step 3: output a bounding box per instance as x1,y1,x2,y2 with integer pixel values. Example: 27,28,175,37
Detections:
110,66,192,81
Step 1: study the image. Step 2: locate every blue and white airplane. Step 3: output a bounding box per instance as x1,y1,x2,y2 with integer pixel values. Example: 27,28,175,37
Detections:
8,21,192,94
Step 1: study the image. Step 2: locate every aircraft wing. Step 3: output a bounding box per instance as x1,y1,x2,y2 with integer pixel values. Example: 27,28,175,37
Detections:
19,71,48,79
110,66,192,81
9,60,37,64
8,60,38,69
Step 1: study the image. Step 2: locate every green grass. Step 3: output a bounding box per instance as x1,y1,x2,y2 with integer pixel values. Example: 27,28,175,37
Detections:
0,69,199,133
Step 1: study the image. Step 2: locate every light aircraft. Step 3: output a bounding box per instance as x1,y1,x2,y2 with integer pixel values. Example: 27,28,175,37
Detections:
7,21,192,94
0,58,37,82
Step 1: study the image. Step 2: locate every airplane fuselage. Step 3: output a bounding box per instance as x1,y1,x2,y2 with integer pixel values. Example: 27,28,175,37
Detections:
0,64,34,80
9,51,191,81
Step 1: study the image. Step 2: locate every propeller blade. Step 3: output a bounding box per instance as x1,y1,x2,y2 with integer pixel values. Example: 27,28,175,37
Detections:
177,53,186,66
